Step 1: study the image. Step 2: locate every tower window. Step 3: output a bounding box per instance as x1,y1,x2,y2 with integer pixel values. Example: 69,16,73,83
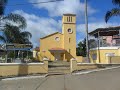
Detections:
69,17,70,22
67,16,72,22
71,17,72,22
69,38,71,43
67,17,69,22
68,28,73,34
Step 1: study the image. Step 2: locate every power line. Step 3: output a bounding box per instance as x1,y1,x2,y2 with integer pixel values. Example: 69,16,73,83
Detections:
1,0,64,7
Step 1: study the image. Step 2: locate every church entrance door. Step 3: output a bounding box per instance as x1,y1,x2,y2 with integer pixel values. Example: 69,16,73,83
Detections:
54,52,61,60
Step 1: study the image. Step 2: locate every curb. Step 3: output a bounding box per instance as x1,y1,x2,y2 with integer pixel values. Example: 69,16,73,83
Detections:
72,66,120,75
1,74,48,81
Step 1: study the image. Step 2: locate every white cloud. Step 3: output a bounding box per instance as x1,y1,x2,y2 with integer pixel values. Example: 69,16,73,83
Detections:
77,22,120,33
14,10,62,47
29,0,96,17
76,22,120,43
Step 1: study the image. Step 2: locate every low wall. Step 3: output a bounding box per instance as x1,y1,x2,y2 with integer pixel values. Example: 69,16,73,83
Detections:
108,56,120,64
70,59,97,72
76,56,83,62
0,60,48,77
70,59,120,72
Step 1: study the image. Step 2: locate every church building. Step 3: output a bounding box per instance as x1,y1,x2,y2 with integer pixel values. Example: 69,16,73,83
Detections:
34,14,82,62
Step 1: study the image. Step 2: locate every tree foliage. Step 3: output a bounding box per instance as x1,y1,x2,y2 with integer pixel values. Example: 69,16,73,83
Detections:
76,38,96,57
76,38,86,57
105,0,120,22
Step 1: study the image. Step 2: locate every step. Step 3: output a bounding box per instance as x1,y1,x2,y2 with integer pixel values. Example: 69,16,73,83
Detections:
48,67,70,70
47,73,65,76
48,61,70,74
48,69,70,74
48,61,70,65
48,65,70,68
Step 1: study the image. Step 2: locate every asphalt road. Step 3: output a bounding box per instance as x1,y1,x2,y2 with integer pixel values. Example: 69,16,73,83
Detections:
0,67,120,90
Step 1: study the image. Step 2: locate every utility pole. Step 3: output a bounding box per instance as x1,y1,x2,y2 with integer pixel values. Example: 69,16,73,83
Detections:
85,0,89,62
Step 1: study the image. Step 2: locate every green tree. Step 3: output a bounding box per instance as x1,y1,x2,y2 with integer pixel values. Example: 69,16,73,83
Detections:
105,0,120,22
76,38,86,57
76,38,96,57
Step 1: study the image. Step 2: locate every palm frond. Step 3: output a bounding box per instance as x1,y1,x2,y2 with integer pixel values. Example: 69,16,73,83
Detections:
2,22,32,44
4,13,27,29
4,24,20,43
20,31,32,38
105,8,120,22
112,0,120,6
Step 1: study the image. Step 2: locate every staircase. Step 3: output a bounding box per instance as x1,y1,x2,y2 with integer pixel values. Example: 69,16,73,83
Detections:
48,60,70,74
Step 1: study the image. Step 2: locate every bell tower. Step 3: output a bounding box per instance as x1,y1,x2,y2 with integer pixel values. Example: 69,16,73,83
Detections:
62,14,76,60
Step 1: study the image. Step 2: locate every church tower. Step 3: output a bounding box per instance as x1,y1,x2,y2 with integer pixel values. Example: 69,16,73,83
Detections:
62,14,76,60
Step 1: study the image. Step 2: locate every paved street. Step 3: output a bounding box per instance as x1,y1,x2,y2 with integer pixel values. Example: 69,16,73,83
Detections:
1,67,120,90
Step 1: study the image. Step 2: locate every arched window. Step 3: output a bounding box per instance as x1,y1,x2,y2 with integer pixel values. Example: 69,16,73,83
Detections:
55,37,60,41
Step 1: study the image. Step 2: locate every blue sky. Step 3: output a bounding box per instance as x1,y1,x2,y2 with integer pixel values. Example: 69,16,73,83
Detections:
4,0,120,47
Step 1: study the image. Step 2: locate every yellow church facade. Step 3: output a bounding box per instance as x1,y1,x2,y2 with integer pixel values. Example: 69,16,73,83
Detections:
37,14,82,62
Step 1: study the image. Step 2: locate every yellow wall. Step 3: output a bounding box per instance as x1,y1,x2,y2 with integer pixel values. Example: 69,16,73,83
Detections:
70,59,97,72
40,33,63,61
0,61,48,77
90,48,119,64
108,56,120,63
76,56,83,62
89,49,99,63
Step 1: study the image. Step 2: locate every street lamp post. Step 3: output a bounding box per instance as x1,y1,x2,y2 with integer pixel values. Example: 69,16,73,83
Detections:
85,0,89,62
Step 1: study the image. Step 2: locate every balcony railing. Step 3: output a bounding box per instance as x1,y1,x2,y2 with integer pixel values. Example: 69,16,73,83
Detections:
89,39,120,49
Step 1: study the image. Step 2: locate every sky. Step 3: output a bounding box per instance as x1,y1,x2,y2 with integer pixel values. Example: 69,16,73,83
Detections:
4,0,120,47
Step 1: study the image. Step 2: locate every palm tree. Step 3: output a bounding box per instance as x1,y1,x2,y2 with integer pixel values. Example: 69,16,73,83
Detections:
105,0,120,22
0,0,32,62
0,0,31,44
0,13,32,44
